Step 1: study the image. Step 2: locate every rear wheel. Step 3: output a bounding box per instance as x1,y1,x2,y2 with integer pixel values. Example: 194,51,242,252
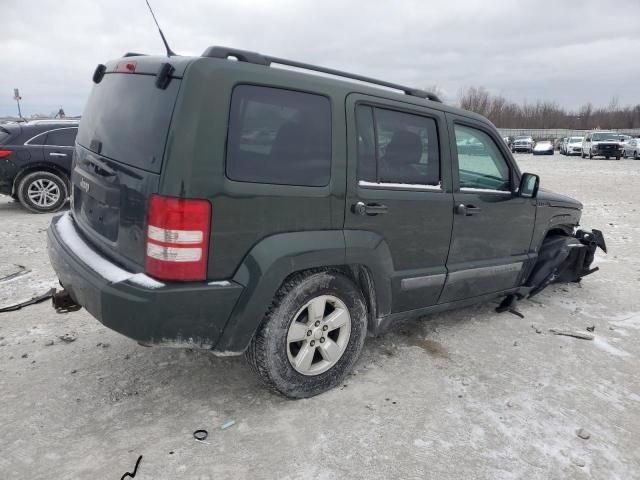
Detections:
245,271,367,398
17,171,68,213
634,151,639,160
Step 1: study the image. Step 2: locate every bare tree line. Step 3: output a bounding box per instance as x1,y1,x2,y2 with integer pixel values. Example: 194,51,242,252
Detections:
451,87,640,130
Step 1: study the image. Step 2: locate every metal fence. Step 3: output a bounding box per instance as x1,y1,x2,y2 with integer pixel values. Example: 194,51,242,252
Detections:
498,128,640,140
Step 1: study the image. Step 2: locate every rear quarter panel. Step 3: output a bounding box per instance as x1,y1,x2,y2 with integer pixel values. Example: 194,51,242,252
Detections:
162,59,347,280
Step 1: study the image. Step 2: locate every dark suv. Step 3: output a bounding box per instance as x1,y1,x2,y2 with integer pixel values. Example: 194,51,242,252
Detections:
0,120,78,212
47,47,603,398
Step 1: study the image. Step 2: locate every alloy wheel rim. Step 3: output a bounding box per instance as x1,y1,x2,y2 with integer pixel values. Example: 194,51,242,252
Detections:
27,179,60,208
286,295,351,376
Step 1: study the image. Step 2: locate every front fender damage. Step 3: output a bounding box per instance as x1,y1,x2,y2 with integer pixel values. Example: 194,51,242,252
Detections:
497,229,607,312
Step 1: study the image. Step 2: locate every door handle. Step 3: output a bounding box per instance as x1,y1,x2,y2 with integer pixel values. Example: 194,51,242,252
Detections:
49,152,68,157
455,203,482,216
353,201,388,216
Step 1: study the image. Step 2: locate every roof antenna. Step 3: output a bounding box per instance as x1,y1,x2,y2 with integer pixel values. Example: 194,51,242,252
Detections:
145,0,176,57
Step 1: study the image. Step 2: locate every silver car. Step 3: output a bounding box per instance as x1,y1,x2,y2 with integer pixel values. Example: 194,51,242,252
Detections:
622,138,640,160
565,136,584,156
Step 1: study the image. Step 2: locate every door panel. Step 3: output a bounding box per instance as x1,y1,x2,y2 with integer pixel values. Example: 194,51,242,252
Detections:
344,94,454,314
440,114,536,303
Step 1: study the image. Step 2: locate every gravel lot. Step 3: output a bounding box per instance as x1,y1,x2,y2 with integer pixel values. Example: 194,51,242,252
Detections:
1,154,639,479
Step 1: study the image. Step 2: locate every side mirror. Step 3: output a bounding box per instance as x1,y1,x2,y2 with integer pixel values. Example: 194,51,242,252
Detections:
519,173,539,198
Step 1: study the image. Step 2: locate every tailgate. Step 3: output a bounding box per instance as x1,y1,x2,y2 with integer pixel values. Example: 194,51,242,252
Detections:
72,68,182,270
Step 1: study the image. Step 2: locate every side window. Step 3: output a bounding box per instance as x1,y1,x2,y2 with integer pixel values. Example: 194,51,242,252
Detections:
226,85,331,187
45,128,78,147
27,131,46,145
355,105,376,182
454,124,511,192
355,105,440,186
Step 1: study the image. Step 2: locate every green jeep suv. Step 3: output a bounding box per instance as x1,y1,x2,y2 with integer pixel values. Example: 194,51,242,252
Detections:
47,47,603,397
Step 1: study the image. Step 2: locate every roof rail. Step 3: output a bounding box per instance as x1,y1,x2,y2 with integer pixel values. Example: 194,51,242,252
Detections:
201,46,442,103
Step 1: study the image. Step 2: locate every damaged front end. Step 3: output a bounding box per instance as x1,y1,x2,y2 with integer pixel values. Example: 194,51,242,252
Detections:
498,229,607,312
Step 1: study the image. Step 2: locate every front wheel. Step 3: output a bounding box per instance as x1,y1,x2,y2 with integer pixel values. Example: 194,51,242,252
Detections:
17,170,68,213
246,271,367,398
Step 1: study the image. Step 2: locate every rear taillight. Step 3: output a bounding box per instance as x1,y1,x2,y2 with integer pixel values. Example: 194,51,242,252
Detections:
0,149,12,159
145,195,211,281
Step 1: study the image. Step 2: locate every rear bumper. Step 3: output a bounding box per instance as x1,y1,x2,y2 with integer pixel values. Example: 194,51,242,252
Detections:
0,158,18,195
47,213,243,350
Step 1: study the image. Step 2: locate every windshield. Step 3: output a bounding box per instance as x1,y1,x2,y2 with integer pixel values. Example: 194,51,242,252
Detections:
569,137,583,143
592,132,618,141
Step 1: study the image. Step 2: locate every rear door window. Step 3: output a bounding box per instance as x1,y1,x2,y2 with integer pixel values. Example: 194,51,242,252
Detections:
226,85,331,187
45,128,78,147
356,105,440,187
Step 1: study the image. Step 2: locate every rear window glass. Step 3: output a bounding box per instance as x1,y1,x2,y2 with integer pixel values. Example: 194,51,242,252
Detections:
226,85,331,187
76,73,180,173
0,127,11,144
45,128,77,147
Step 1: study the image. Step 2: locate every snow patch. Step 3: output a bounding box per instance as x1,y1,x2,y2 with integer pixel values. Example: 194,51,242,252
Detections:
611,313,640,330
56,213,164,289
128,273,164,289
592,337,631,358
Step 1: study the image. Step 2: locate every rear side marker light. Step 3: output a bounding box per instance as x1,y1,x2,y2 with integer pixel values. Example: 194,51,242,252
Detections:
145,195,211,281
0,150,12,158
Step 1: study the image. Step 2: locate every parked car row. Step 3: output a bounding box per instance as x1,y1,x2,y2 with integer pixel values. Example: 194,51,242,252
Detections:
505,132,640,160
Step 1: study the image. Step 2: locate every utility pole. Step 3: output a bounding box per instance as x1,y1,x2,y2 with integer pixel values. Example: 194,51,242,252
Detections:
13,88,23,119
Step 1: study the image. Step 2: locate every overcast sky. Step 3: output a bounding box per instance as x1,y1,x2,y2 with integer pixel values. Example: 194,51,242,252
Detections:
2,0,639,117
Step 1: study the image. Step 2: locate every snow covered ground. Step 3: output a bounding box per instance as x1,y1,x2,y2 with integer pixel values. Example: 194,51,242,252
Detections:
0,154,639,479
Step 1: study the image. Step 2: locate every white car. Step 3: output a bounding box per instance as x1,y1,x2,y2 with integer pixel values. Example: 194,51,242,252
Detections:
565,136,584,156
581,131,623,160
511,136,534,153
622,138,640,160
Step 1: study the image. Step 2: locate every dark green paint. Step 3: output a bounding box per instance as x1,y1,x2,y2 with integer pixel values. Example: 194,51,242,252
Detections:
48,51,586,353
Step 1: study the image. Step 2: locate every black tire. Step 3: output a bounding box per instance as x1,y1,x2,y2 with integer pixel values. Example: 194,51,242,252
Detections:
634,151,638,160
615,156,620,160
245,270,367,398
581,152,586,158
605,156,610,160
589,151,593,159
17,171,68,213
